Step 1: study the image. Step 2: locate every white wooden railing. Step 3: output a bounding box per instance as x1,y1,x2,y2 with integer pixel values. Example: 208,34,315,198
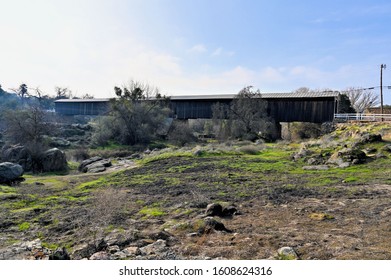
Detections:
334,113,391,122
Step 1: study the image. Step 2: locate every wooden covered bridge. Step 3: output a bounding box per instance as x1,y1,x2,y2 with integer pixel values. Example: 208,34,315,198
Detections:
54,92,339,123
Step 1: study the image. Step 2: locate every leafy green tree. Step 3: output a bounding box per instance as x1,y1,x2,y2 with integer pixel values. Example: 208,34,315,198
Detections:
212,86,278,141
93,81,170,146
337,94,356,113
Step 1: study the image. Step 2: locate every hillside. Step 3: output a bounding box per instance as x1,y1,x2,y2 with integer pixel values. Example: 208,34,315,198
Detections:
1,123,391,260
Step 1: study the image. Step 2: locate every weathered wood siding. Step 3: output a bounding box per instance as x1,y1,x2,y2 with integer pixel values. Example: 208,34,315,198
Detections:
55,96,336,123
55,101,109,115
267,98,336,123
171,97,336,123
171,99,231,119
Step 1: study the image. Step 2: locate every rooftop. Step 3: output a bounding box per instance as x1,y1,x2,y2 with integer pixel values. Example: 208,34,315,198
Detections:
54,91,340,103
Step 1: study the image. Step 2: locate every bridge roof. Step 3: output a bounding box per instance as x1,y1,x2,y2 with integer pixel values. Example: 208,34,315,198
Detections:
54,91,339,103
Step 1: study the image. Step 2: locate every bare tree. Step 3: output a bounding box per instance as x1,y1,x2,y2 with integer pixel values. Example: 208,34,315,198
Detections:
341,87,379,113
3,106,56,172
82,93,94,99
55,87,73,99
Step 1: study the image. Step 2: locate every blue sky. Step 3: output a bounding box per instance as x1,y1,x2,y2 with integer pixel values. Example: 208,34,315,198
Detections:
1,0,391,104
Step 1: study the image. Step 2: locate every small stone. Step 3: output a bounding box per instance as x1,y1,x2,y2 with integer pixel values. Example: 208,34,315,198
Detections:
122,246,140,256
108,245,120,254
203,217,232,233
277,247,298,260
89,251,111,260
139,239,167,256
49,247,70,260
302,165,329,171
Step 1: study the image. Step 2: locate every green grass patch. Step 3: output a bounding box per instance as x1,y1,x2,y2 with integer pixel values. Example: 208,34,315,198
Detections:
67,161,79,171
140,151,193,164
77,177,108,191
139,207,166,217
23,177,68,189
0,185,17,193
18,222,30,231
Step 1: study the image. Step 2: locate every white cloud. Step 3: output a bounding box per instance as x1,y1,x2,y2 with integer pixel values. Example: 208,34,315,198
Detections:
211,47,235,57
187,44,207,53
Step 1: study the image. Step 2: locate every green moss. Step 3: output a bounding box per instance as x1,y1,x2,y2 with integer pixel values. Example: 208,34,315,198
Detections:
277,254,297,260
0,186,17,193
139,207,166,217
42,242,59,250
67,161,79,171
18,222,30,231
135,199,145,205
23,177,67,189
77,177,107,190
140,151,193,164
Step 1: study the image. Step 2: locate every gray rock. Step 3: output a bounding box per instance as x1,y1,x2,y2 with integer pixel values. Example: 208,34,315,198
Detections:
49,137,71,148
222,206,238,217
78,156,103,172
338,162,351,168
49,247,70,260
108,245,120,254
121,246,140,257
139,239,167,256
89,251,111,260
86,165,106,173
375,153,387,159
202,217,232,233
41,148,68,172
302,165,330,171
277,246,298,260
357,133,382,144
0,162,24,183
147,230,172,241
193,148,203,156
0,239,44,260
111,251,127,260
1,145,32,171
104,229,139,247
307,155,325,165
381,144,391,153
205,203,223,217
85,159,112,173
328,147,366,166
71,243,97,260
292,145,312,161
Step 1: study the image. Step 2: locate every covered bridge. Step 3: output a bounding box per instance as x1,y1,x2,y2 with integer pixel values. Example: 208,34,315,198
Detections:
54,92,339,123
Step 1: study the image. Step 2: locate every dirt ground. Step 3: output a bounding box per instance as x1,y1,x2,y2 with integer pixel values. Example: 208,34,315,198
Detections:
120,156,391,260
1,151,391,260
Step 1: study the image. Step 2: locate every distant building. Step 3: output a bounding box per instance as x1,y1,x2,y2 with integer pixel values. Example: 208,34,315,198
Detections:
54,92,339,123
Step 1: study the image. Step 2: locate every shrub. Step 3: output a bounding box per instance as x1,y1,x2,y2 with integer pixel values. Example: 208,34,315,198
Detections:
167,121,197,146
238,145,263,155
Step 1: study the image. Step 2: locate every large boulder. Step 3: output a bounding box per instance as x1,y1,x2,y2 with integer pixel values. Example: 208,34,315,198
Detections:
41,148,68,172
0,162,24,183
49,137,71,148
356,133,382,144
78,156,103,172
327,147,367,167
1,145,32,171
78,157,111,173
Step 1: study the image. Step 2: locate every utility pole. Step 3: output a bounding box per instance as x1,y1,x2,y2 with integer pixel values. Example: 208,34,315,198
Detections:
380,64,386,120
